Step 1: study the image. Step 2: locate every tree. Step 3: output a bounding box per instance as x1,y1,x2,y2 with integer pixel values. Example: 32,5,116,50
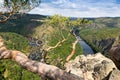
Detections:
69,18,92,29
47,14,69,29
0,0,41,22
45,15,92,63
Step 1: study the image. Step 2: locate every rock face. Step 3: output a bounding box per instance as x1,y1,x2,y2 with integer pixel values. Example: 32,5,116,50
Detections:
93,38,115,54
109,69,120,80
110,45,120,70
92,37,119,54
65,53,117,80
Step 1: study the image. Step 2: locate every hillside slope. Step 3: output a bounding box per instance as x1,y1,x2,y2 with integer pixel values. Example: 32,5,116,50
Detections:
89,17,120,28
80,28,120,55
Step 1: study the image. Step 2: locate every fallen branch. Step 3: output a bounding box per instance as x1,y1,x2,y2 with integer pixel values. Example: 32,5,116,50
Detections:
0,37,82,80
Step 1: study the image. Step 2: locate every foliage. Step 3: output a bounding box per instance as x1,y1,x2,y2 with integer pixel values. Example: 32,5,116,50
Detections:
47,15,92,30
0,61,5,80
0,0,41,22
69,18,92,29
0,60,41,80
0,32,30,53
47,14,70,29
3,0,40,12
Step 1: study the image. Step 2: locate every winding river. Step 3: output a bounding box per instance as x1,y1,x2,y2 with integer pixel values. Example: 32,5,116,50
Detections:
77,36,94,55
73,27,94,55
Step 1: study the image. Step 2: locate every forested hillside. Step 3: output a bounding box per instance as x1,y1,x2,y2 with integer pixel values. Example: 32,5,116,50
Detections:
88,17,120,28
0,14,46,36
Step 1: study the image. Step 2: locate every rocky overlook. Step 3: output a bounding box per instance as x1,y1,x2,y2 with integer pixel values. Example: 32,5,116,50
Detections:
65,53,120,80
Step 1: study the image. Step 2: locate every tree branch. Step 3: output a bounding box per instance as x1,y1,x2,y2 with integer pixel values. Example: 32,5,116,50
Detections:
0,37,82,80
0,10,14,23
66,39,78,62
66,31,79,62
46,38,67,51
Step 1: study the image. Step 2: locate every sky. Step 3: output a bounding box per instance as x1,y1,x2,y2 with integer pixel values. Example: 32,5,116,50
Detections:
0,0,120,17
28,0,120,17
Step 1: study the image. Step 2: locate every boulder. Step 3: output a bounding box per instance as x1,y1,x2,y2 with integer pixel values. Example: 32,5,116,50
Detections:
65,53,117,80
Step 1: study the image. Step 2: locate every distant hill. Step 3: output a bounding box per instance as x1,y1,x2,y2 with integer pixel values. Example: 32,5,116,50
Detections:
69,17,120,28
0,14,46,36
88,17,120,28
1,14,120,34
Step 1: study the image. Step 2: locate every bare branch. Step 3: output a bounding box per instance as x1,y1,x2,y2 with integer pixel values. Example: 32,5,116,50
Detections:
46,38,67,51
66,30,79,62
0,37,82,80
0,10,14,23
66,39,78,62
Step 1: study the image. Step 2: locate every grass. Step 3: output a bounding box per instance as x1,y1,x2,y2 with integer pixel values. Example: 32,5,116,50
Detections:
0,32,30,53
0,32,42,80
80,28,120,40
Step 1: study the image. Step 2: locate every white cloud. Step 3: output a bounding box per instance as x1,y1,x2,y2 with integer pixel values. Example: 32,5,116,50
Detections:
0,0,4,6
52,0,67,4
29,0,120,17
0,0,3,3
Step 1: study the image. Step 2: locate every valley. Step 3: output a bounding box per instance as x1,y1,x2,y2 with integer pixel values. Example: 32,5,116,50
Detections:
0,14,120,80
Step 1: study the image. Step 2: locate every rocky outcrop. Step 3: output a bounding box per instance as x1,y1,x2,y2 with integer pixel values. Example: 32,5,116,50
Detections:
92,36,120,54
110,44,120,70
65,53,117,80
109,69,120,80
93,38,115,54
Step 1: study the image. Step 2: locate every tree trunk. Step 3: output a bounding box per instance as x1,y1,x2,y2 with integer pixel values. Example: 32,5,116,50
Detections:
0,37,82,80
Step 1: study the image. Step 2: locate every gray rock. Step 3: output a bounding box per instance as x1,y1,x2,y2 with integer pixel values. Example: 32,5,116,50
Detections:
93,38,115,54
110,44,120,70
65,53,117,80
109,69,120,80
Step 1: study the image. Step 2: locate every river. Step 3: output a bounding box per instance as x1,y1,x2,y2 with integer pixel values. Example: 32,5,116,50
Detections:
77,36,94,55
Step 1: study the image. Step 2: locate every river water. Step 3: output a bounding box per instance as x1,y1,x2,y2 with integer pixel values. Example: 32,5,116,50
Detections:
77,36,94,55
